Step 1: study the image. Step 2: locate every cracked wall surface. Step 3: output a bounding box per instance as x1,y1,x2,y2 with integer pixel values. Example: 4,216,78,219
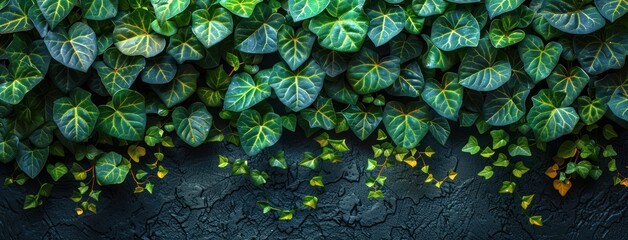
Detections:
0,125,626,239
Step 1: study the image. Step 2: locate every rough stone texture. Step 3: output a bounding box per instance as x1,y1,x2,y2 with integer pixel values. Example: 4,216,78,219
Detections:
0,126,626,239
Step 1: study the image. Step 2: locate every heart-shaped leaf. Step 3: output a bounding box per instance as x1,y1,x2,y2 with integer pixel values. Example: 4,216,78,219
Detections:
234,3,284,54
151,0,189,23
486,0,525,19
270,60,326,112
219,0,262,18
489,18,525,48
459,38,512,91
483,85,530,126
577,96,606,125
387,61,424,97
412,0,448,17
518,35,562,82
404,4,425,34
324,79,358,105
167,27,205,64
527,89,579,142
431,10,480,51
608,86,628,121
172,102,213,147
44,22,97,72
53,88,99,142
0,134,19,163
541,0,606,34
81,0,118,20
97,89,146,141
347,48,401,94
224,72,271,112
95,152,130,185
390,33,422,64
114,9,166,58
0,0,33,33
46,162,68,181
326,0,365,17
547,65,589,106
289,0,330,22
573,25,628,75
421,34,456,70
29,123,55,148
0,63,43,104
141,55,177,84
366,1,405,47
36,0,76,29
49,63,87,93
277,25,316,71
311,46,349,77
421,73,463,120
595,0,628,22
341,104,382,140
309,10,368,52
427,112,450,146
237,109,283,156
17,143,48,178
383,101,430,149
301,96,336,130
151,64,199,108
191,7,233,48
93,48,146,95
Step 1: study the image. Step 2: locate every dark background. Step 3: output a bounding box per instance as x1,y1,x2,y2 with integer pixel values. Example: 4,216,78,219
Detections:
0,124,626,239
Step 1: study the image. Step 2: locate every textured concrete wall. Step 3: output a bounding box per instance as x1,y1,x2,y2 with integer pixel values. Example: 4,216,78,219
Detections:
1,126,626,239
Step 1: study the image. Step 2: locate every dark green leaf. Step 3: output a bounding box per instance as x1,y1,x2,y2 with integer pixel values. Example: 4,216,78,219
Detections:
237,109,282,156
97,89,146,141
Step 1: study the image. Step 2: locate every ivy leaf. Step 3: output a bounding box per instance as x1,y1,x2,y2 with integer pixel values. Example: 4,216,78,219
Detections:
404,5,425,34
609,88,628,121
577,96,606,125
325,0,365,17
151,0,190,23
366,2,405,47
430,10,480,51
0,0,33,33
172,102,213,147
289,0,330,22
95,152,130,185
478,166,494,179
486,0,525,19
0,63,44,104
49,63,87,93
224,72,271,112
427,113,450,146
421,73,463,121
499,181,516,194
234,3,284,54
573,25,628,75
167,27,204,64
483,85,530,126
219,0,262,18
383,101,430,149
518,35,562,82
36,0,76,29
347,48,401,94
459,39,511,91
44,22,97,72
191,7,233,49
508,137,531,157
489,18,525,48
324,79,358,105
17,143,48,178
97,89,147,141
270,60,325,112
46,163,68,181
387,61,424,97
81,0,118,20
490,129,510,149
309,10,369,52
541,0,606,34
114,9,166,58
390,33,423,64
236,109,283,156
547,65,589,106
151,64,199,108
277,25,316,71
527,90,579,142
421,34,456,70
341,104,382,141
412,0,448,17
301,97,337,130
93,48,146,95
0,134,19,163
53,88,99,142
595,0,628,22
141,55,177,84
312,46,349,77
512,161,530,178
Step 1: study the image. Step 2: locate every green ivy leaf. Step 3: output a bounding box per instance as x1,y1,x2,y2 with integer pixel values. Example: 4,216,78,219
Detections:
518,35,562,82
151,64,199,108
366,2,405,47
412,0,448,17
490,129,510,149
573,25,628,75
404,5,425,34
383,101,430,149
609,88,628,121
167,27,204,64
324,79,358,105
390,33,422,64
93,48,146,95
289,0,330,22
427,113,450,146
499,180,516,194
191,7,233,48
53,88,99,142
547,65,589,106
486,0,524,19
44,22,97,72
527,89,579,142
312,46,349,77
459,39,511,91
342,104,382,141
421,73,463,120
49,63,87,93
114,9,166,58
234,3,284,54
141,55,177,84
309,10,368,52
478,166,494,179
0,0,33,33
151,0,189,23
421,34,456,70
483,85,530,126
512,161,529,178
17,143,48,178
172,102,213,147
347,48,401,94
508,136,532,157
0,134,19,163
387,61,424,98
489,18,525,48
0,63,43,104
95,152,130,185
595,0,628,22
301,97,337,130
223,71,271,112
36,0,76,29
81,0,118,20
541,0,606,34
219,0,262,18
277,25,316,71
237,109,282,156
576,96,606,125
431,10,480,51
46,163,68,181
97,89,146,141
270,60,325,112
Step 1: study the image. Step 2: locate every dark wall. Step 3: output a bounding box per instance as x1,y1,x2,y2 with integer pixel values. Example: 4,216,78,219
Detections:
1,126,626,239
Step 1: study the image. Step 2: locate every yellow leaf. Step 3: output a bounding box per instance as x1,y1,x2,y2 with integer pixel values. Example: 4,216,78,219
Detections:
553,179,572,197
425,173,434,182
435,181,443,188
404,157,417,167
424,146,435,157
447,170,457,180
134,186,144,193
521,194,534,210
157,166,168,179
545,163,559,179
75,207,84,216
529,216,543,226
620,178,628,187
128,145,147,163
87,203,97,213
